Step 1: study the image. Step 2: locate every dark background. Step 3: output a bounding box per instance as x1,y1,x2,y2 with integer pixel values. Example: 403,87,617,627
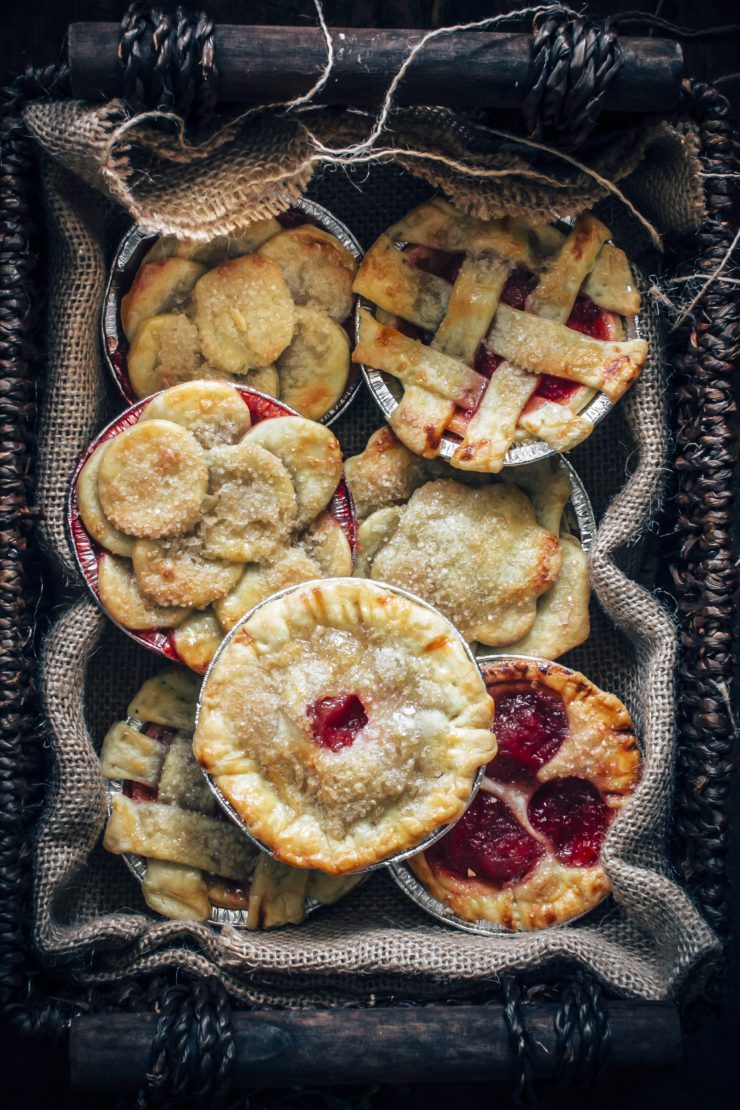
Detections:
1,2,738,1107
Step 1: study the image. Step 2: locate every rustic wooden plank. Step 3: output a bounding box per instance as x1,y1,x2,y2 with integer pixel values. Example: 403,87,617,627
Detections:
68,23,683,111
69,1002,682,1089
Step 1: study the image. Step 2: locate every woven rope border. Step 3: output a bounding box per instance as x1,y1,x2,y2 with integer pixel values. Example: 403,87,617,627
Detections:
0,18,736,1107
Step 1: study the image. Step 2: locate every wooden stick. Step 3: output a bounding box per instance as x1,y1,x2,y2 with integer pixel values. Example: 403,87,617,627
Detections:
68,24,683,111
69,1002,682,1090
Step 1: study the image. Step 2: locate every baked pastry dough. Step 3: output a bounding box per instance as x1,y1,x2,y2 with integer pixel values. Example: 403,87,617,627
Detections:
101,671,364,925
127,314,204,398
276,305,350,421
193,578,495,874
343,426,430,521
143,217,281,265
75,386,351,668
352,199,646,470
410,657,640,929
258,224,357,321
370,480,562,646
192,254,296,372
121,258,206,341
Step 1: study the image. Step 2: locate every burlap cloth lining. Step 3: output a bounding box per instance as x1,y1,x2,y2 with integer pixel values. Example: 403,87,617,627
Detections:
27,100,717,1005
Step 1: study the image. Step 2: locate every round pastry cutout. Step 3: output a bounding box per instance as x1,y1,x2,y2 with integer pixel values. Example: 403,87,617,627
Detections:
104,198,363,426
67,382,355,670
193,578,496,875
392,655,641,931
353,198,647,471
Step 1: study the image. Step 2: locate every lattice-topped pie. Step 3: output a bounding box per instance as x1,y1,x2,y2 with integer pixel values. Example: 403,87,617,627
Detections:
73,381,352,670
102,670,361,926
345,428,590,660
193,578,496,874
117,211,359,423
408,657,640,930
352,198,646,471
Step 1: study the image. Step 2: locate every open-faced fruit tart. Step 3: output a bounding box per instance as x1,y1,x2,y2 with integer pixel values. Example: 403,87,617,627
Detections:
111,203,360,424
345,427,591,660
193,578,496,875
102,670,362,926
352,197,646,471
70,380,354,671
405,657,641,930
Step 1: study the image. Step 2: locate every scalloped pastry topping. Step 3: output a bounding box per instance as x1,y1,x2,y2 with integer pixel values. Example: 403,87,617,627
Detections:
410,658,641,930
100,670,363,926
193,578,496,875
352,198,646,470
120,214,359,422
76,382,349,671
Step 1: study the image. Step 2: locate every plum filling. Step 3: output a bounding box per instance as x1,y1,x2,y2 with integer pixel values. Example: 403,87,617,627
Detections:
427,790,544,887
308,694,368,752
528,777,610,867
487,683,568,783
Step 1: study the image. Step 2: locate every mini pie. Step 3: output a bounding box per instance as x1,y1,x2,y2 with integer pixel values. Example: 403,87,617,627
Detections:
102,670,361,926
345,428,590,660
121,214,359,422
409,658,641,930
76,381,349,671
193,578,496,874
352,198,646,471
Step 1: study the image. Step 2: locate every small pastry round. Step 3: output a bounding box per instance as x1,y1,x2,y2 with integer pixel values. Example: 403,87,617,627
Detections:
127,313,204,399
192,253,296,373
97,420,209,538
200,441,297,563
242,365,280,398
406,656,641,930
140,380,252,449
354,506,402,579
121,258,206,341
143,218,281,265
173,608,224,672
258,224,357,321
301,512,353,577
76,444,134,556
242,416,342,529
132,535,243,608
98,554,191,631
193,578,496,874
276,305,350,421
344,426,430,521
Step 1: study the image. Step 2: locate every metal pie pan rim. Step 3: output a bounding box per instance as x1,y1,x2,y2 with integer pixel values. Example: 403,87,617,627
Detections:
195,576,490,877
102,195,364,426
389,652,611,935
356,217,644,469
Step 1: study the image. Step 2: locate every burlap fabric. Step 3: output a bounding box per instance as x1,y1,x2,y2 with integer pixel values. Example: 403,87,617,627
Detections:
26,100,718,1005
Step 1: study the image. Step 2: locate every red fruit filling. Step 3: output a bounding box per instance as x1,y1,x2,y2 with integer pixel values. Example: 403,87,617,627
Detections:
405,244,465,284
487,683,569,783
427,790,544,887
566,294,613,340
123,780,158,803
474,345,504,379
307,694,368,752
528,777,610,867
501,267,538,309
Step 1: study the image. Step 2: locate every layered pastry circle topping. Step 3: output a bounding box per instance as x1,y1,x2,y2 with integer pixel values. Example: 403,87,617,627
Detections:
193,578,496,875
101,670,363,927
345,427,591,661
408,657,641,930
72,380,351,670
117,209,360,423
352,197,646,471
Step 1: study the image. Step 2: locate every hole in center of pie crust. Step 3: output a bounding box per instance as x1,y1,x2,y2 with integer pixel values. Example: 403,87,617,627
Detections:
307,693,369,752
486,683,569,784
528,776,610,867
427,791,544,887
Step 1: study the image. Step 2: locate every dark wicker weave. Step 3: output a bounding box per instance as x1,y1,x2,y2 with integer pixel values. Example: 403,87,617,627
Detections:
0,6,736,1103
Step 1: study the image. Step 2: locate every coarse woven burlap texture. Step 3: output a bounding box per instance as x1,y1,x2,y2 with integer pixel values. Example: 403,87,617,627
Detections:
27,100,718,1005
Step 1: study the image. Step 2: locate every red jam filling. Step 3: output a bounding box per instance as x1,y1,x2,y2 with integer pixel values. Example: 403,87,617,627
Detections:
405,244,465,284
474,345,504,379
123,780,158,803
307,694,368,752
565,294,613,340
486,683,569,783
501,267,538,309
528,777,610,867
428,790,544,886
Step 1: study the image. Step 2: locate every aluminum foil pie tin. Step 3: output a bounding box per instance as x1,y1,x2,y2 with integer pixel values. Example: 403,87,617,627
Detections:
195,578,489,877
66,387,357,667
357,219,645,469
106,718,335,928
389,653,606,935
102,196,364,425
